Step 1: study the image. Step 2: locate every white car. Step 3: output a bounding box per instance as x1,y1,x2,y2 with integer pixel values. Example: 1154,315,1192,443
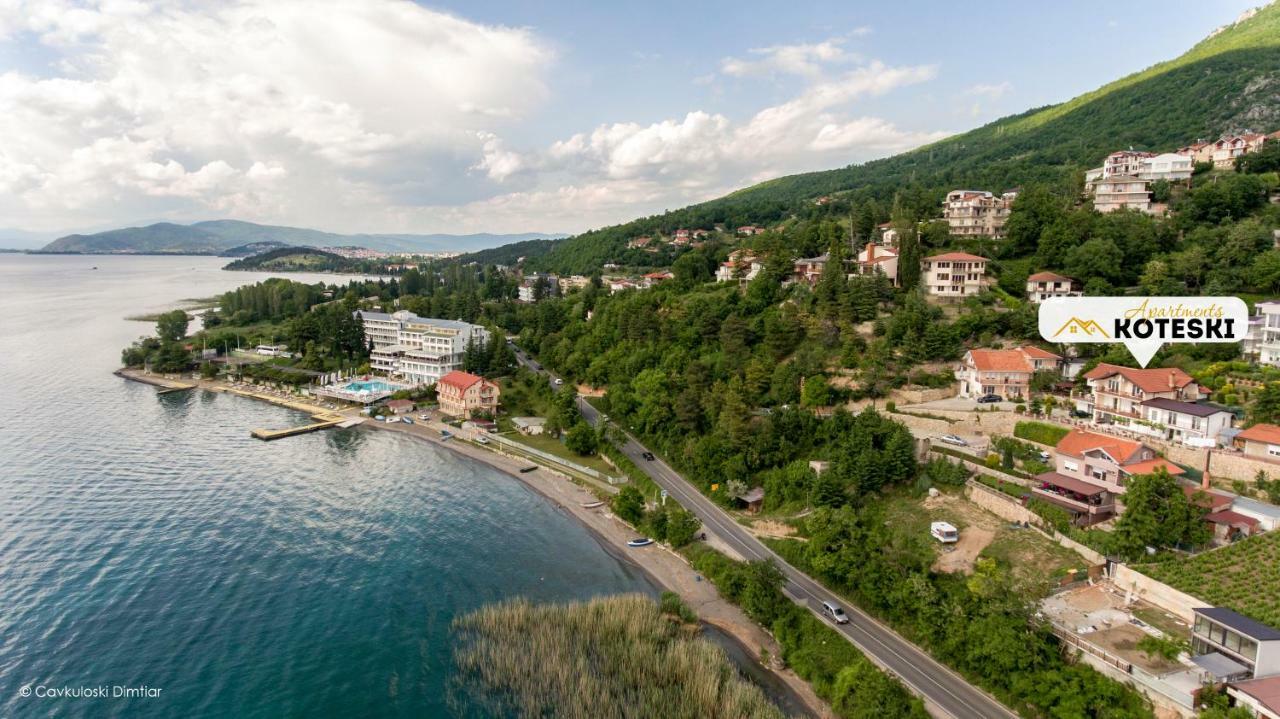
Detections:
554,378,564,385
475,435,490,445
939,434,968,447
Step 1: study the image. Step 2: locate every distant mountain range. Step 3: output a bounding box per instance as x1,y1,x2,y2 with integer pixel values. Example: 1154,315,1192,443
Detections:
37,219,564,255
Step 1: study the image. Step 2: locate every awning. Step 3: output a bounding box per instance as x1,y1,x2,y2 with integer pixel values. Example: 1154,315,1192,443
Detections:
1035,471,1106,497
1192,652,1249,679
1204,510,1260,530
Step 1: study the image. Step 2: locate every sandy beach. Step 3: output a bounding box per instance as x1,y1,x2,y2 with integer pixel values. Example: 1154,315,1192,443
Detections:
118,368,833,718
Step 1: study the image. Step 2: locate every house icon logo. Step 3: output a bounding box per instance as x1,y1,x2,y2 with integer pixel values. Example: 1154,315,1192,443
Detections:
1053,317,1110,338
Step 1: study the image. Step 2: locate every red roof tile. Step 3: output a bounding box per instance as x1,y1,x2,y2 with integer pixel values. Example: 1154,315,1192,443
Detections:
1019,345,1061,360
1122,458,1184,476
926,252,988,262
967,349,1032,373
1026,271,1075,282
438,370,483,391
1056,429,1144,464
1084,363,1195,394
1238,423,1280,445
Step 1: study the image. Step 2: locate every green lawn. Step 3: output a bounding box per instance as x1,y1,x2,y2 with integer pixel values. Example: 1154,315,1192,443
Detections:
503,431,617,477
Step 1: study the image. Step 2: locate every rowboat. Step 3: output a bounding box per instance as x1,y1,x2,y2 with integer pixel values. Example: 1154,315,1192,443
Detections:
626,538,654,547
581,501,605,509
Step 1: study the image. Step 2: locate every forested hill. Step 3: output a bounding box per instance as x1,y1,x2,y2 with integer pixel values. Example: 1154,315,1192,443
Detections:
528,3,1280,274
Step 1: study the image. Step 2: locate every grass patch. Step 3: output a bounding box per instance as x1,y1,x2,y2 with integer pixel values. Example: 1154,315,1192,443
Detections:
504,431,617,477
1013,421,1069,447
452,594,786,719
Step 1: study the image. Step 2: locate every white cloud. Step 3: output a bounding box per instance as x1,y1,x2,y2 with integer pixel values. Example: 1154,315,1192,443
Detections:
721,39,853,78
965,81,1012,98
0,0,552,231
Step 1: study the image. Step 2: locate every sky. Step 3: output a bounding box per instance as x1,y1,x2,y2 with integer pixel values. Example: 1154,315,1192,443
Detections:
0,0,1264,243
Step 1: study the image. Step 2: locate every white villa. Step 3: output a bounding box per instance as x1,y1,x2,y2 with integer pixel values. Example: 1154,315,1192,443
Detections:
357,310,490,387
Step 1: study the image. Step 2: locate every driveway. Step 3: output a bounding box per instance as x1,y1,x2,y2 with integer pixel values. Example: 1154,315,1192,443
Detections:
902,396,1021,412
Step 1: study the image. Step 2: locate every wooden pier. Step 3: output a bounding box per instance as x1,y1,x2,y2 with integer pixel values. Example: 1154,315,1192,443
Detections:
251,417,344,440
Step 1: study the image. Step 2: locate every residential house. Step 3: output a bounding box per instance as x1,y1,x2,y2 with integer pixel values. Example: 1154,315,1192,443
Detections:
386,399,415,414
1183,487,1265,543
878,223,900,248
955,346,1062,398
627,236,653,249
674,229,691,243
1140,152,1194,182
737,225,765,236
558,275,591,293
1227,675,1280,719
1079,363,1206,425
717,252,763,283
942,190,1017,238
1139,397,1235,446
921,252,989,298
1192,607,1280,679
436,370,500,419
1235,423,1280,461
1093,175,1153,214
1177,141,1215,164
1033,429,1182,525
1249,301,1280,367
1212,133,1269,169
641,271,673,288
854,242,899,285
1025,271,1082,303
607,278,637,294
793,253,828,285
358,311,490,387
511,416,547,436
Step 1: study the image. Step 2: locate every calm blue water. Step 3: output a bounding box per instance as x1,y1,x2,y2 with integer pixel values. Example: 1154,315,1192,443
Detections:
0,255,654,718
345,380,400,393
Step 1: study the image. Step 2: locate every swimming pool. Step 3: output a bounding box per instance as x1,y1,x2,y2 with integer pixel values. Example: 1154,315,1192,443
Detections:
344,380,398,393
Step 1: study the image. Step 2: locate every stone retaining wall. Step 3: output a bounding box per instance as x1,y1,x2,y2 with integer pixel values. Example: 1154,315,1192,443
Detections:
1110,564,1208,624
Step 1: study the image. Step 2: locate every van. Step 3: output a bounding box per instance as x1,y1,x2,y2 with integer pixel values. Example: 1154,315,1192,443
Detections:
931,521,959,544
821,601,849,624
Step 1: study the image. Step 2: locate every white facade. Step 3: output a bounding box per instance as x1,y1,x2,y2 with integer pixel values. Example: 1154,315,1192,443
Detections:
1094,175,1153,214
1254,301,1280,367
1139,399,1234,446
922,253,988,298
357,310,490,387
1139,152,1194,181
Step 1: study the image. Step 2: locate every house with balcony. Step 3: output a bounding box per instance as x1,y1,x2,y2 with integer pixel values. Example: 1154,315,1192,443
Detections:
1192,607,1280,680
876,222,899,248
1025,271,1082,303
1177,141,1214,164
793,253,828,285
1139,152,1194,182
436,370,500,419
956,346,1062,399
921,252,989,299
1139,397,1235,446
942,190,1017,238
717,251,763,283
1079,363,1206,425
1093,175,1153,214
1212,133,1269,169
1032,429,1182,525
1248,301,1280,367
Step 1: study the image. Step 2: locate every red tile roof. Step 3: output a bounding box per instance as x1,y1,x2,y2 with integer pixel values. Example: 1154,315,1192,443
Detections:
1026,271,1074,282
1036,471,1107,497
438,370,483,391
1122,458,1184,476
1084,363,1195,394
1019,345,1061,360
1231,674,1280,716
1056,429,1144,464
1183,486,1234,511
1205,509,1260,529
967,349,1032,373
1238,423,1280,445
926,252,988,262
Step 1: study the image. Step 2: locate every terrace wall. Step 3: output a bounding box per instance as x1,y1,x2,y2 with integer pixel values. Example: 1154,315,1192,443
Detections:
1109,564,1209,624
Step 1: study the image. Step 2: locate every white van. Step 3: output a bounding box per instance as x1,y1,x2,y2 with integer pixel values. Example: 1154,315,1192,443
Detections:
931,521,959,544
821,601,849,624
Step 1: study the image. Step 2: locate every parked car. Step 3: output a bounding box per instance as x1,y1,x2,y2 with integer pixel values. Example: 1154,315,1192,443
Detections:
939,434,968,446
475,435,490,445
401,417,413,424
419,414,430,421
641,451,655,461
976,394,1003,404
821,601,849,624
1038,450,1052,462
554,378,564,385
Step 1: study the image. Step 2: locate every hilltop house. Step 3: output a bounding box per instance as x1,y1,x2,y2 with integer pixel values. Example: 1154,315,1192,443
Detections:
1140,152,1194,181
1025,271,1082,303
1212,132,1269,168
955,346,1062,399
1078,363,1206,426
1033,429,1182,525
793,253,828,285
876,222,900,248
1246,301,1280,367
1193,607,1280,680
717,251,763,283
737,225,765,236
436,370,500,419
921,252,989,298
942,190,1016,238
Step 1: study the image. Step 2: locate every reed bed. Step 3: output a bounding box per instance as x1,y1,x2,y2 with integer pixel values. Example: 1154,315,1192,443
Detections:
451,593,787,719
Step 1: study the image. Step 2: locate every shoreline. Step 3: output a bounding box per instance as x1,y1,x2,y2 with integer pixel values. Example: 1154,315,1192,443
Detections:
117,367,832,718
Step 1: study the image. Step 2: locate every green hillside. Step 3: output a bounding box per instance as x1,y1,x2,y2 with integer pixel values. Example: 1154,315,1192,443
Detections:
532,4,1280,274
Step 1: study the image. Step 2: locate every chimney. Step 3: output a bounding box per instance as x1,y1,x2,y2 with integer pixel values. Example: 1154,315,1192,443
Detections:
1169,371,1176,389
865,242,876,261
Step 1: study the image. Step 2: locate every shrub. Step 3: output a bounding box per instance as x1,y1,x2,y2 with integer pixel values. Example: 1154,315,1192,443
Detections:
1013,420,1069,446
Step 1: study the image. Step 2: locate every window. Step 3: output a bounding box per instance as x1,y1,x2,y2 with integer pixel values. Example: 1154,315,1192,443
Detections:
1269,445,1280,458
1063,460,1079,472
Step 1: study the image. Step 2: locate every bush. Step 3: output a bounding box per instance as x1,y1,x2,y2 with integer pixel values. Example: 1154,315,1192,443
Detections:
1013,420,1069,446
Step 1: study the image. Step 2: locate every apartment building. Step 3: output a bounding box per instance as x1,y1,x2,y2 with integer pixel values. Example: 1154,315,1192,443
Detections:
1212,133,1269,168
357,310,490,387
1140,152,1194,181
955,346,1062,399
436,370,500,419
921,252,988,298
1079,363,1206,425
1033,429,1182,525
942,190,1017,238
1247,301,1280,366
1093,175,1153,214
1025,271,1082,303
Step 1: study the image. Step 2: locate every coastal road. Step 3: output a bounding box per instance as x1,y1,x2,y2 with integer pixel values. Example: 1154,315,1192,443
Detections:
510,345,1016,719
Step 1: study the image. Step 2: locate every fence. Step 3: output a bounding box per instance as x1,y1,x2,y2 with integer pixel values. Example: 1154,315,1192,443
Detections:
486,432,621,484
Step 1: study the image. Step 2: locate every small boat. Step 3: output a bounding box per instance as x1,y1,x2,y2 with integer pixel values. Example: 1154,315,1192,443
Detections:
518,465,538,473
581,501,605,509
626,538,654,547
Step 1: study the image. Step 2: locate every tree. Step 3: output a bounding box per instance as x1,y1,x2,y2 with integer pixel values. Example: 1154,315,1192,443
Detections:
1108,469,1210,558
156,309,190,343
801,375,833,408
665,506,702,547
564,422,599,455
611,485,645,525
1249,384,1280,426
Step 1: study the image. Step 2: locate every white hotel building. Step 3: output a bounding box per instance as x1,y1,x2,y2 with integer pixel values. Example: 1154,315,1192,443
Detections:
357,310,490,387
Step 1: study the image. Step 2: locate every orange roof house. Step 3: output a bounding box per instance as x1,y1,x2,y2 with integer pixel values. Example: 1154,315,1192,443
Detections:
1236,423,1280,459
436,370,499,419
956,346,1062,398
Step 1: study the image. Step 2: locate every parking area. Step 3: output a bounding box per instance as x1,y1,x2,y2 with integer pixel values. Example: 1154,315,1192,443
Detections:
901,396,1020,412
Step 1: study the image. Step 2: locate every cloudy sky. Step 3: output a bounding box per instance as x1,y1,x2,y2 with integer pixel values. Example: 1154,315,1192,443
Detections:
0,0,1260,240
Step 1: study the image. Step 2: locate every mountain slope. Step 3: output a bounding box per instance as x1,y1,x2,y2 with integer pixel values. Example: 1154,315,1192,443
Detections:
40,219,564,255
531,4,1280,274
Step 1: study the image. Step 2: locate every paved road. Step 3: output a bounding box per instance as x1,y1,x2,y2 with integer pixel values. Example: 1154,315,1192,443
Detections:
510,344,1016,719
